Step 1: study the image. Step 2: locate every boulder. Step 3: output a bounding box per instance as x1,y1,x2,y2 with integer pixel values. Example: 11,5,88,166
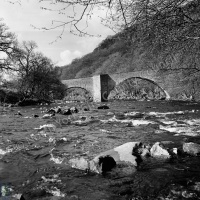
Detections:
47,108,56,115
55,106,62,113
70,106,78,113
150,142,171,158
62,108,72,115
183,142,200,156
61,106,78,115
97,105,109,109
69,142,145,174
83,107,90,111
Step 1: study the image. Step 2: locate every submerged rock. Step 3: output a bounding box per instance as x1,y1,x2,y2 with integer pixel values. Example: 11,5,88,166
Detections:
183,142,200,156
150,142,171,158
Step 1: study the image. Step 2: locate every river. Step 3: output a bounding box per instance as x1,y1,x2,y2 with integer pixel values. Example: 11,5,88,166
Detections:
0,100,200,200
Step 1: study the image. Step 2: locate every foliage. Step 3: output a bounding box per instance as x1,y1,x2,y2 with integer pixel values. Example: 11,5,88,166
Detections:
10,41,66,101
0,79,21,103
0,20,66,103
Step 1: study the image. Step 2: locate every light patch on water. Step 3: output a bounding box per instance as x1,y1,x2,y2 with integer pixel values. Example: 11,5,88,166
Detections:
174,132,199,137
148,111,185,117
47,187,65,197
131,120,156,126
124,111,141,116
159,118,200,137
183,119,200,126
34,124,56,132
49,137,56,143
100,129,112,133
159,125,192,133
23,116,32,119
0,148,13,158
148,110,197,118
0,149,7,155
159,120,177,126
49,148,64,164
50,155,64,164
41,175,61,183
101,116,155,126
193,182,200,191
71,120,88,125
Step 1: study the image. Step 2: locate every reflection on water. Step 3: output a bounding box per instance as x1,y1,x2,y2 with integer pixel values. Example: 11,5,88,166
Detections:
0,100,200,199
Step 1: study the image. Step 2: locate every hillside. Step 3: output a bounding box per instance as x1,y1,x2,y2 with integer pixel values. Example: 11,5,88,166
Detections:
59,0,200,80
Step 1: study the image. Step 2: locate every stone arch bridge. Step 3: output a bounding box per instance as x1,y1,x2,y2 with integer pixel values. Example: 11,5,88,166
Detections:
62,69,191,102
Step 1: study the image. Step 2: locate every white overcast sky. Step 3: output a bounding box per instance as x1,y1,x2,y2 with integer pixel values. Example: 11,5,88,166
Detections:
1,0,114,66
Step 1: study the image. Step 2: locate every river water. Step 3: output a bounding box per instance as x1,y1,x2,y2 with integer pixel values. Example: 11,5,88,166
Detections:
0,100,200,200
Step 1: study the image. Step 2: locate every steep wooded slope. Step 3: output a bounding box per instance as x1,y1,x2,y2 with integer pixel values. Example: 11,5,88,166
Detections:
59,0,200,80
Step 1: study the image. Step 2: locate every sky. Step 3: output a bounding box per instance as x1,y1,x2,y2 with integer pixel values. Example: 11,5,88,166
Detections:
0,0,114,66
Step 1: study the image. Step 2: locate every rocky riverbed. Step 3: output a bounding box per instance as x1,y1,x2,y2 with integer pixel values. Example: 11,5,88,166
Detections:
0,100,200,200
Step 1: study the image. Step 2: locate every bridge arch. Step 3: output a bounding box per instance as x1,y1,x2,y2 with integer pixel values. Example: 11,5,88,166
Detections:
107,77,170,100
64,87,93,101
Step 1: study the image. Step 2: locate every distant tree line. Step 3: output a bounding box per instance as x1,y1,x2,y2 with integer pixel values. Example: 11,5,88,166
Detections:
0,20,66,104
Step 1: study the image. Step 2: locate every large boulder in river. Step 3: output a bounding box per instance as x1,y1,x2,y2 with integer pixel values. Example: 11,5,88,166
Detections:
150,142,171,158
183,142,200,156
69,142,148,174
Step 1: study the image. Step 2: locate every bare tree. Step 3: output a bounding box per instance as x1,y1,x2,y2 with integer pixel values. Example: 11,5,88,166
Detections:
7,0,199,40
32,0,199,38
11,41,66,101
0,19,18,71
